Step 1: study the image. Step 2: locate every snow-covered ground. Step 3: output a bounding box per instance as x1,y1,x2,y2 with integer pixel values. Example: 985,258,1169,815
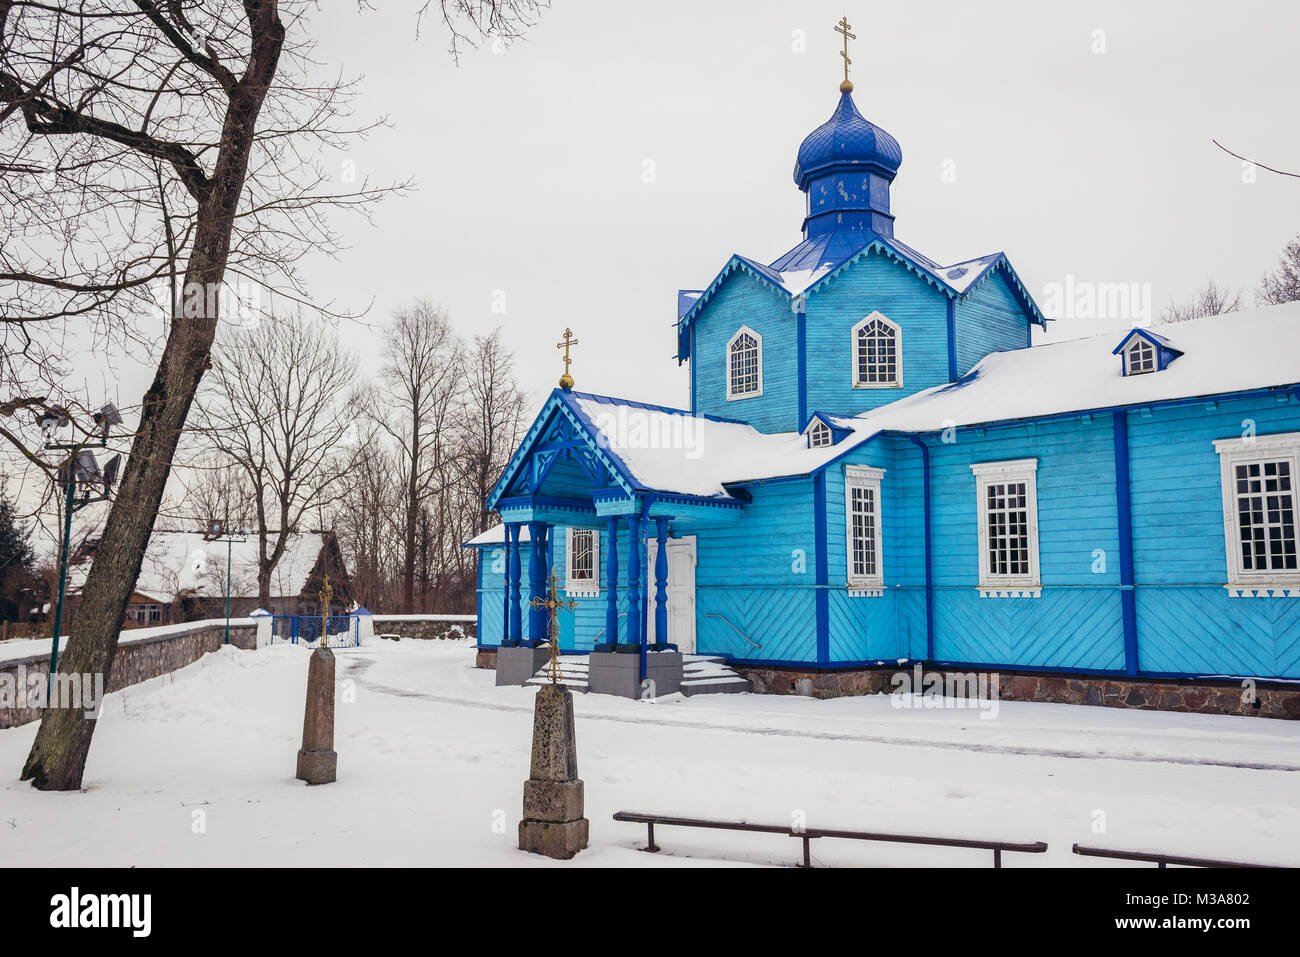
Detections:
2,640,1297,867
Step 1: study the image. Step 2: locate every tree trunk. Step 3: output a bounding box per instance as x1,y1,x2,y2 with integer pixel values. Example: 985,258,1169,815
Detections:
21,5,285,791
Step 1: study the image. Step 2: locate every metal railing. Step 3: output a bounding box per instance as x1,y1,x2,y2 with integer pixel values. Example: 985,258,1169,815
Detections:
1072,844,1279,868
592,614,626,642
705,613,762,650
271,615,360,649
613,811,1047,868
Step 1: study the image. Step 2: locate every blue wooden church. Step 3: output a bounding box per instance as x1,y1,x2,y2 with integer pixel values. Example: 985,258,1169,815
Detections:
466,59,1300,714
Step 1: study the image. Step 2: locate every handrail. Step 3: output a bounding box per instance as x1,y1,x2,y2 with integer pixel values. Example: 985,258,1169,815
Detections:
613,810,1047,868
1072,844,1279,869
705,613,762,650
592,614,626,642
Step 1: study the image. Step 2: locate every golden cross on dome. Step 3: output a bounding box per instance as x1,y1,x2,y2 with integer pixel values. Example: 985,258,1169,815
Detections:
557,327,579,390
529,570,577,683
835,16,856,92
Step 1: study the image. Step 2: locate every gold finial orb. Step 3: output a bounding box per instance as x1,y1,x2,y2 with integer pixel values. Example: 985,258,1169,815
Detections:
559,373,574,390
840,79,854,93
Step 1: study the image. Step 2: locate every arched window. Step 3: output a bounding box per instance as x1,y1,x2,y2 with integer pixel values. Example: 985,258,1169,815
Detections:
727,326,762,400
852,312,901,388
1124,337,1155,375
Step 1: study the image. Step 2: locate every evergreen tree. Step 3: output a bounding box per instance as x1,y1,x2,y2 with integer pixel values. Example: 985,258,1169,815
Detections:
0,493,35,620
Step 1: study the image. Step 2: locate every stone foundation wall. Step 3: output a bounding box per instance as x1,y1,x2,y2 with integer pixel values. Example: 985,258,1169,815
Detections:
372,616,476,642
737,663,1300,720
476,647,497,670
0,621,256,729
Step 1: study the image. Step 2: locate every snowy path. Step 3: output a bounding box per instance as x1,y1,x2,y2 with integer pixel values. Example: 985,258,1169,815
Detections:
351,657,1300,773
2,641,1297,868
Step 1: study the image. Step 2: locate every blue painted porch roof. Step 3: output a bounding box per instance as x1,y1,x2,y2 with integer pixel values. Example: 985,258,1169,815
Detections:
486,389,870,508
675,230,1048,362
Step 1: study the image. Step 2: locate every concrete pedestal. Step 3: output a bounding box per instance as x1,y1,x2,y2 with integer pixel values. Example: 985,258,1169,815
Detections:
518,683,588,859
588,649,682,699
295,647,337,785
496,644,554,686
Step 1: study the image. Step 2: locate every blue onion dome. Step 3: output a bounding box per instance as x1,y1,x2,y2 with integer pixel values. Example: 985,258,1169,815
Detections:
793,90,903,189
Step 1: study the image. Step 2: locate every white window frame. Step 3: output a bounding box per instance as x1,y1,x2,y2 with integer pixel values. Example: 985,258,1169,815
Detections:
851,311,903,389
971,458,1041,596
844,465,885,589
1214,432,1300,592
807,420,833,449
726,325,763,400
564,527,600,597
1123,336,1156,376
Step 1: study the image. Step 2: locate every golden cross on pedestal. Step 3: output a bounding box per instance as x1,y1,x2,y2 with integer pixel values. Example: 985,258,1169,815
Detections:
529,570,577,683
318,574,333,647
557,328,579,390
835,16,856,92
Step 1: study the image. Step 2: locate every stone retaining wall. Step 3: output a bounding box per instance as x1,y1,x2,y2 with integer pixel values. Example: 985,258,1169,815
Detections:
372,616,476,641
737,663,1300,720
1,621,256,729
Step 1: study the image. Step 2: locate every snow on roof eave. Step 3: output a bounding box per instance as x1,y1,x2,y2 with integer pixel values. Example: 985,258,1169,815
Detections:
487,390,639,511
719,429,888,490
487,390,755,511
677,240,1049,360
1112,327,1182,355
873,383,1300,437
676,254,799,357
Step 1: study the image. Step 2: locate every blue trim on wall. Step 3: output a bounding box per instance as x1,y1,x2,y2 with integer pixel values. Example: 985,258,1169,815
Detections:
690,326,697,412
945,298,957,382
813,472,830,664
796,299,808,428
909,435,935,660
1112,410,1139,675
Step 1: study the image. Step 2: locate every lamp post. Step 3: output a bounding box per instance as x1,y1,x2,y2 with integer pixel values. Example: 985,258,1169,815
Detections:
204,519,249,646
40,403,123,695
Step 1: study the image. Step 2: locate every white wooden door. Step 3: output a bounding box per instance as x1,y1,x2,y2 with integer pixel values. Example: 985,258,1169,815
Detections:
647,535,696,653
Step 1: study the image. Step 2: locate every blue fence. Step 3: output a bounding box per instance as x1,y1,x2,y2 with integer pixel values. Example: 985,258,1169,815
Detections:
271,615,360,649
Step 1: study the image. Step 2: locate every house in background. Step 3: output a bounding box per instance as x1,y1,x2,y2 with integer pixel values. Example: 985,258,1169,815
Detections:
69,529,354,627
464,67,1300,717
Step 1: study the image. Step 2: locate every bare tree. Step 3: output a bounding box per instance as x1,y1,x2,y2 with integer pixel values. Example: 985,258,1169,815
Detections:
180,452,256,533
330,424,400,611
4,1,546,789
369,301,462,612
457,327,525,536
1160,279,1242,323
195,313,359,606
1257,234,1300,306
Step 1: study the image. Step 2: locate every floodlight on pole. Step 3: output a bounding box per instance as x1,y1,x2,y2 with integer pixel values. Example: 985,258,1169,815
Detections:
42,401,120,696
207,519,250,646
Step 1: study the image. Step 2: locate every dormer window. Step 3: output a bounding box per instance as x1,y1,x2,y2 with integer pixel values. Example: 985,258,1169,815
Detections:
804,414,847,449
852,312,902,388
727,326,762,400
1113,328,1182,376
1124,337,1155,375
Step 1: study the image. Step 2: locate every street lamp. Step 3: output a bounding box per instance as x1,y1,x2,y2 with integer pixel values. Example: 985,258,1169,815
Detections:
40,403,123,694
204,519,249,645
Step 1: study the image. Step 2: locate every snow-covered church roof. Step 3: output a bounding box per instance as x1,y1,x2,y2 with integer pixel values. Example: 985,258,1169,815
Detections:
858,302,1300,435
478,304,1300,534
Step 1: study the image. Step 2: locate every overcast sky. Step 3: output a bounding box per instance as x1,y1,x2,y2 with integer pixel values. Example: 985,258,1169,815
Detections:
37,0,1300,501
293,0,1300,410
